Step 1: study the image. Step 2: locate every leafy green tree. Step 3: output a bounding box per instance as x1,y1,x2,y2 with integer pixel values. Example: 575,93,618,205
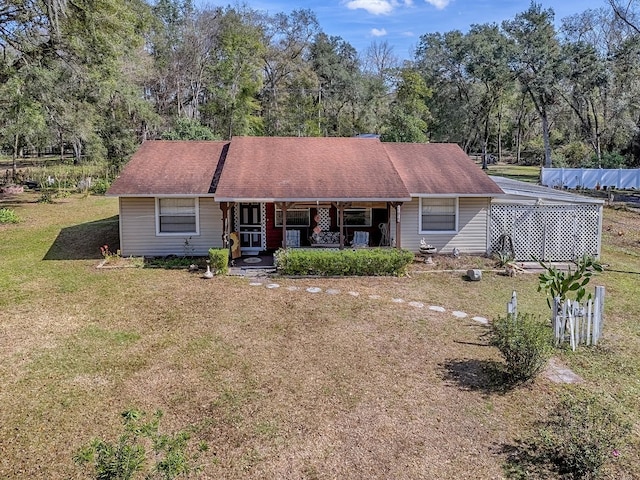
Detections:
309,33,363,136
202,7,265,138
503,3,563,167
161,117,216,140
381,68,431,142
260,9,321,136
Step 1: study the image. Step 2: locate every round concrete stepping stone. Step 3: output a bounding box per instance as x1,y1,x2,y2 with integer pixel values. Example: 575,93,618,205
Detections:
452,311,468,318
326,289,340,295
287,286,300,291
472,316,489,324
348,291,360,297
408,301,424,308
306,287,322,293
369,294,382,300
391,298,405,303
249,282,263,286
266,283,280,289
429,306,446,312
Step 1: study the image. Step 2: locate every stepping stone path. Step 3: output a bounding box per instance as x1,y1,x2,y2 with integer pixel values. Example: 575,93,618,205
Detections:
244,278,581,385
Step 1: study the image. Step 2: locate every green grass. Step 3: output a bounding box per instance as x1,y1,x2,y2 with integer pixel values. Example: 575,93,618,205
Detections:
484,163,541,183
1,192,639,479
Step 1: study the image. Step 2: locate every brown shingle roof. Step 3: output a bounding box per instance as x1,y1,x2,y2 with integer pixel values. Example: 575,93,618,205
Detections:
108,138,502,199
107,140,228,196
214,136,411,201
383,142,503,195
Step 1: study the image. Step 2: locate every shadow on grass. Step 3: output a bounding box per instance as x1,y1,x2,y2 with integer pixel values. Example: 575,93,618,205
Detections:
439,358,517,395
43,215,120,260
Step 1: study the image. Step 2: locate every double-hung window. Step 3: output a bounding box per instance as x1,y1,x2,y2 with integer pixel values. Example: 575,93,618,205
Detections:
420,198,457,233
156,198,199,235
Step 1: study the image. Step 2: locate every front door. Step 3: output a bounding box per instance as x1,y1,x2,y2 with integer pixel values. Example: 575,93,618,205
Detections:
238,203,263,255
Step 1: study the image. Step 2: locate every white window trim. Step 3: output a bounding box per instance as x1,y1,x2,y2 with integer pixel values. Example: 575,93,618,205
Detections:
343,208,372,227
274,207,311,227
155,197,200,236
419,197,459,234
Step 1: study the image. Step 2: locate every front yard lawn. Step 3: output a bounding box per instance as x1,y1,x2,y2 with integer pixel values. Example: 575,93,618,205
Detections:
0,192,638,479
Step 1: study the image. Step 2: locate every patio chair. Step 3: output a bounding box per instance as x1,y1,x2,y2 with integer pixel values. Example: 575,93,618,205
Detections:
285,229,300,248
351,231,369,248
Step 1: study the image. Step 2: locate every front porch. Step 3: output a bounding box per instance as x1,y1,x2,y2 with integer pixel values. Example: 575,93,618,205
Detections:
219,201,404,254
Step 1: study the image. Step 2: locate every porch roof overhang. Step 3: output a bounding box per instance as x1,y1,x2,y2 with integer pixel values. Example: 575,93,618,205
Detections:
106,193,216,198
214,196,411,203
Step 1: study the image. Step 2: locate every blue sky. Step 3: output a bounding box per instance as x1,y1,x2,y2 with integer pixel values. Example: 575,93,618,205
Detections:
199,0,610,59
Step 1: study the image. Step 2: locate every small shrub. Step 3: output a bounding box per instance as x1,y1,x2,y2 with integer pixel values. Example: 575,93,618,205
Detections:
505,392,631,479
90,178,111,195
274,248,414,276
0,207,20,224
487,313,552,384
74,408,205,480
37,191,53,204
208,248,229,275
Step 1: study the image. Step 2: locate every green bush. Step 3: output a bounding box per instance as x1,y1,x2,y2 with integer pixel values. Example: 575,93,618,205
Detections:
505,392,631,479
487,313,552,384
74,408,205,480
208,248,229,275
274,248,414,276
0,207,20,224
537,254,603,309
90,178,111,195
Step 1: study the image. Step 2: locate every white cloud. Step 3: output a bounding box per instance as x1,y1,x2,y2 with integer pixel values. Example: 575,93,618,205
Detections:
371,28,388,37
425,0,450,9
345,0,394,15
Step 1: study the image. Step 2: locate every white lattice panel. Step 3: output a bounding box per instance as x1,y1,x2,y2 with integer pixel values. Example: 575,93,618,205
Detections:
318,208,331,230
490,204,600,261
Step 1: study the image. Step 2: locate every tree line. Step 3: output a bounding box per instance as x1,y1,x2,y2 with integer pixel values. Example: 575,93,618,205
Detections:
1,0,640,172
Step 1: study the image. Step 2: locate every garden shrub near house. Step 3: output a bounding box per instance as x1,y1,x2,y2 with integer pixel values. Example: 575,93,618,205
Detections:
208,248,229,275
274,248,414,276
487,313,552,384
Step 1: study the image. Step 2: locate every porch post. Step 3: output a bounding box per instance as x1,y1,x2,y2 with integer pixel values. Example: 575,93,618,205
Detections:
219,202,235,248
332,202,345,249
279,202,288,249
392,202,403,249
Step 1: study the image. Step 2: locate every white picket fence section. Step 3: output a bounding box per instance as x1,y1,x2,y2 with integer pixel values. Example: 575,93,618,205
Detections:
541,168,640,190
504,288,604,352
552,286,605,351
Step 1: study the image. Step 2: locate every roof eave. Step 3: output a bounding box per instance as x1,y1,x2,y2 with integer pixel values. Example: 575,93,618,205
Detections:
214,196,412,203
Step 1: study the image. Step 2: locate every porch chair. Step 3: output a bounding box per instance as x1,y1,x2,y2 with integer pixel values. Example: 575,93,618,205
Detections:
285,229,300,248
351,231,369,248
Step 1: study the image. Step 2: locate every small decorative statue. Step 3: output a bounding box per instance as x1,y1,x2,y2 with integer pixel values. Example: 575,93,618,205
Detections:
419,238,437,255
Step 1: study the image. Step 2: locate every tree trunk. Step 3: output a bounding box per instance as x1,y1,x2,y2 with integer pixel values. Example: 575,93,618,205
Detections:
12,133,19,180
541,109,552,168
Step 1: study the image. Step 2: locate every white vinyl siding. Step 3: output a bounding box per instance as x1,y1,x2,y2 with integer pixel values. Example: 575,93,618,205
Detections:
118,197,223,256
420,198,457,233
401,197,491,254
156,198,199,235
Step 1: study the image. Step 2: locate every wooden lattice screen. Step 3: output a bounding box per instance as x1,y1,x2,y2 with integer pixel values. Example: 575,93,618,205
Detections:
490,204,601,261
